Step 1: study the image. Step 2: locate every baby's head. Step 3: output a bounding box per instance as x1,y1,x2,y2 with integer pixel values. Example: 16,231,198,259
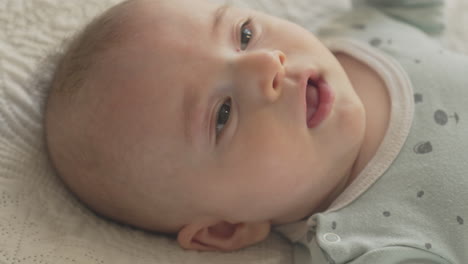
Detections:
45,0,366,251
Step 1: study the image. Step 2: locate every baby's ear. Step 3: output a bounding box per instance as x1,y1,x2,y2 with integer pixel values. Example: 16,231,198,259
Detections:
177,220,271,252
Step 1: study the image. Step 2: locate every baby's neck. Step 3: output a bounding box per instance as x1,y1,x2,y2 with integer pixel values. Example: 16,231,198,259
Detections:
335,52,391,187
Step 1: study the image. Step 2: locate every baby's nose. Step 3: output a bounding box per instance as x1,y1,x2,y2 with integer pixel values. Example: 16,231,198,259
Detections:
237,50,286,103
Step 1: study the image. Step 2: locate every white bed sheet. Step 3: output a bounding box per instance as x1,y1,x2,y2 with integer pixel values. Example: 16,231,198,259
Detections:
0,0,466,263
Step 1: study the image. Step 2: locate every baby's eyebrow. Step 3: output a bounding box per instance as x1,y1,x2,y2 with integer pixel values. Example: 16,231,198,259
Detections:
212,3,231,34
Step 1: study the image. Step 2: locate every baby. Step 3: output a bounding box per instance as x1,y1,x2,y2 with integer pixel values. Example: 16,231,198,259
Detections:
44,0,468,262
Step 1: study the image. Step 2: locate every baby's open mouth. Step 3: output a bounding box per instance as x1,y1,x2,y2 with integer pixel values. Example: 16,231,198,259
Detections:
306,78,319,124
305,76,334,128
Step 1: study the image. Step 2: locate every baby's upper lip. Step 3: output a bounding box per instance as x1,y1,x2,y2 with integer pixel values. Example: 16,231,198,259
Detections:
300,69,321,93
299,69,320,114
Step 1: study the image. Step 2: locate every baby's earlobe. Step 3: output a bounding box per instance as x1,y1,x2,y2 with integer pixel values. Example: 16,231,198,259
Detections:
177,220,271,252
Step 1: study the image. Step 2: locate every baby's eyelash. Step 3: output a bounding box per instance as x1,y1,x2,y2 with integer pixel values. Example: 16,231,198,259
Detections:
242,17,253,29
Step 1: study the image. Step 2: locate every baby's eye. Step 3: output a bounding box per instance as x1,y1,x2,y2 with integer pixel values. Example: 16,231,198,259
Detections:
215,98,231,138
240,19,253,50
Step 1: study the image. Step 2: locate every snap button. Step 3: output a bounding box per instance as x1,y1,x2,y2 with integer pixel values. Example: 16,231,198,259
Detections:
323,233,341,243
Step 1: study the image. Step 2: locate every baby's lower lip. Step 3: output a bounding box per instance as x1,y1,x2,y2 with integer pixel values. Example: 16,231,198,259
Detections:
306,79,334,128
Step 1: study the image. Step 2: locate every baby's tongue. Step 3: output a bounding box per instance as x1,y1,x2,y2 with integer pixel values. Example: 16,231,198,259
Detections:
306,84,319,120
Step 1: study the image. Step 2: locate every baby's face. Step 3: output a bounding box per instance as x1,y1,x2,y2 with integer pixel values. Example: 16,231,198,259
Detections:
95,0,365,226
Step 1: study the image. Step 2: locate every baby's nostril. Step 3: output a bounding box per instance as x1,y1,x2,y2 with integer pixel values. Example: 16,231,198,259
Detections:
279,54,285,65
277,51,286,65
272,73,279,90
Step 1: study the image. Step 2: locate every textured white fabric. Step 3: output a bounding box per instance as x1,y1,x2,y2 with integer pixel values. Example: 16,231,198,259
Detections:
0,0,466,263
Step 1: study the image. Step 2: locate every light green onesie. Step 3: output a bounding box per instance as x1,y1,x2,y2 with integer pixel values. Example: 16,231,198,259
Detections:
274,0,468,263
